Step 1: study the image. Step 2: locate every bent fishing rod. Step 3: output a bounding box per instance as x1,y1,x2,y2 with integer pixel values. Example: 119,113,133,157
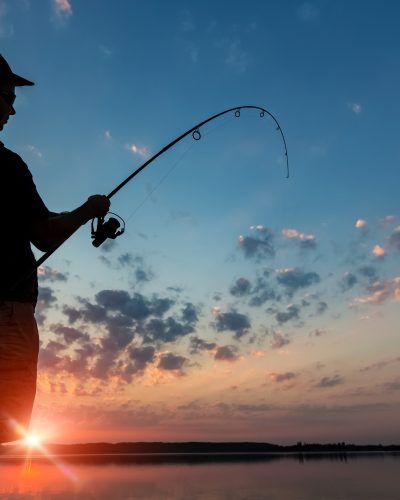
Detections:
35,105,289,269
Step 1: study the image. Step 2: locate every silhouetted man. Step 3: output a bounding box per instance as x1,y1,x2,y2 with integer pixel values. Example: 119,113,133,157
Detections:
0,54,110,442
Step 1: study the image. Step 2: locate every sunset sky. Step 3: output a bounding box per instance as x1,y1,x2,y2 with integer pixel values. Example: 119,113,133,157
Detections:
2,0,400,444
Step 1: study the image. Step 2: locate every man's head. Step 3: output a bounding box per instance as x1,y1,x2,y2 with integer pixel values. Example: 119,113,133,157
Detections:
0,54,34,131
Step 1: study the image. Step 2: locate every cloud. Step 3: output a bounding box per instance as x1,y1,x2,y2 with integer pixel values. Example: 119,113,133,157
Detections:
353,277,400,305
144,316,195,343
62,305,82,324
348,102,363,115
275,304,300,324
27,144,43,159
238,226,274,261
372,245,385,258
51,323,90,344
388,226,400,252
38,265,68,282
214,345,240,362
157,352,188,375
282,228,316,249
100,252,155,285
214,310,251,339
105,289,175,321
190,336,217,354
310,328,328,337
382,215,397,225
223,39,250,72
179,9,195,32
340,272,357,291
270,331,290,349
315,301,328,315
117,253,154,284
315,375,344,388
189,337,239,362
184,42,199,63
99,45,113,58
99,239,117,253
381,381,400,392
248,272,277,306
36,286,58,324
0,1,14,38
358,266,377,280
41,286,202,385
181,302,199,325
127,345,156,375
360,357,400,373
276,268,320,296
53,0,72,18
230,277,251,297
298,3,319,21
355,219,367,229
126,143,150,159
269,372,297,383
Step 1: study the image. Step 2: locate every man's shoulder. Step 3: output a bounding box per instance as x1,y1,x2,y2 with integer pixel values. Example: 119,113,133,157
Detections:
0,142,32,177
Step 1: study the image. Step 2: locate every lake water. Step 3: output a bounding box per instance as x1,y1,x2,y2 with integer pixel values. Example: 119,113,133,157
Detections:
0,453,398,499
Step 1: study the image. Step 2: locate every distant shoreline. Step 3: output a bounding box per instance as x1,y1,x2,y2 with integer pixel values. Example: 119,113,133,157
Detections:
2,441,400,456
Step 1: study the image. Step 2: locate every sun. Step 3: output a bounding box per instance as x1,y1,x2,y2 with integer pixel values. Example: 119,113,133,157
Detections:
24,433,41,448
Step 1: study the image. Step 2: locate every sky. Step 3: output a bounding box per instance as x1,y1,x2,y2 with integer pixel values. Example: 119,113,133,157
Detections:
1,0,400,445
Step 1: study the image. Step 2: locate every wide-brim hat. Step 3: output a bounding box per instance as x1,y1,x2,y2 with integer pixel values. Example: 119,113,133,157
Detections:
0,54,34,86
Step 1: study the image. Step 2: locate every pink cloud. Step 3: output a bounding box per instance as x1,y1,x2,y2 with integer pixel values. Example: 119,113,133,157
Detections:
372,245,385,257
355,219,367,228
354,277,400,305
54,0,72,15
282,228,315,244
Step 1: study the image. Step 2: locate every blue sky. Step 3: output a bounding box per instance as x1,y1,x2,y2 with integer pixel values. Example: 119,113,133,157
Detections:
1,0,400,444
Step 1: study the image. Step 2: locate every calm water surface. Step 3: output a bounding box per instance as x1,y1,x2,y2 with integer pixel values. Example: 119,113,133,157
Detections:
0,454,398,499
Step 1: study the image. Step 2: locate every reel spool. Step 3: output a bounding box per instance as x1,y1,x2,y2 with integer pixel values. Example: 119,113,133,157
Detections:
91,212,125,247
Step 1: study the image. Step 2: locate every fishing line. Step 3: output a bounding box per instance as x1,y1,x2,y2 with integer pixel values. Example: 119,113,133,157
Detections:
125,115,236,223
124,141,196,224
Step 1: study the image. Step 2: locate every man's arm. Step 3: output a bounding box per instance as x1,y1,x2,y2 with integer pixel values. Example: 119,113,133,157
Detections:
30,195,110,252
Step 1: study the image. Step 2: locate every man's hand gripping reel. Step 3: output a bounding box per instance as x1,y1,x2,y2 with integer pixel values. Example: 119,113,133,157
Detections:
91,212,125,247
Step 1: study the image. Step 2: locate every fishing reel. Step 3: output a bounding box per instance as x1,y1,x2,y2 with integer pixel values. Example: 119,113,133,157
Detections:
91,212,125,247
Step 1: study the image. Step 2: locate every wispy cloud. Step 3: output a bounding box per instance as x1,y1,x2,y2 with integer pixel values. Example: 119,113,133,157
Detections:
216,37,250,73
179,9,195,32
127,143,151,159
315,375,344,388
348,102,363,115
298,3,319,21
99,44,113,58
269,372,297,383
0,1,14,38
27,144,43,159
360,357,400,373
282,228,316,249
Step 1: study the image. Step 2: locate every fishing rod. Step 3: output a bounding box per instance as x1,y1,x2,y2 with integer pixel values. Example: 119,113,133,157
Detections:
35,105,289,268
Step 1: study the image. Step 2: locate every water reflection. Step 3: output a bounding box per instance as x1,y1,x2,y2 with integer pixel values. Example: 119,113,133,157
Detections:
0,453,399,499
